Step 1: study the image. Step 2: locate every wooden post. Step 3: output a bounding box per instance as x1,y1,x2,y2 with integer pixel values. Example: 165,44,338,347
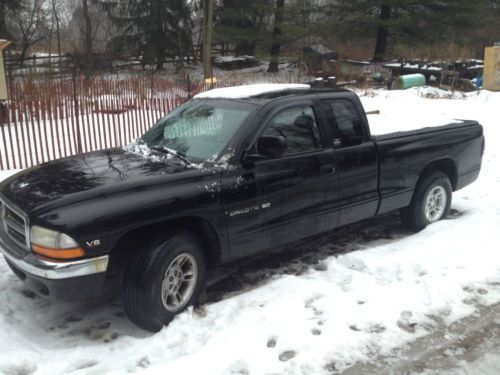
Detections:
202,0,214,80
72,69,83,154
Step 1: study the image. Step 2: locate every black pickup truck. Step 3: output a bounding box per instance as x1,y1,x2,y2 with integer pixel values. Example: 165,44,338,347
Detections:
0,85,484,331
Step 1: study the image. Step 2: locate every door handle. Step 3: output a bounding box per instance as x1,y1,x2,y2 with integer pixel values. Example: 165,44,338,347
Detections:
319,164,336,175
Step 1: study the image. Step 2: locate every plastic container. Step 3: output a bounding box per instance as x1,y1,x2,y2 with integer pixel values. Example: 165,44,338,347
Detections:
393,73,426,90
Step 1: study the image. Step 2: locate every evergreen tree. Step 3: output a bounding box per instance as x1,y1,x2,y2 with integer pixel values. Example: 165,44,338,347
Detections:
268,0,284,72
97,0,193,70
327,0,492,61
214,0,273,56
0,0,23,39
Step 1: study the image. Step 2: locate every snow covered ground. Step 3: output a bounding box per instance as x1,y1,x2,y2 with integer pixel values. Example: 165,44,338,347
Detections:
1,87,500,374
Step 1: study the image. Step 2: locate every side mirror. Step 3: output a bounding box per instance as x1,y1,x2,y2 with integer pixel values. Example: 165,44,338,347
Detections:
241,135,286,167
257,135,287,159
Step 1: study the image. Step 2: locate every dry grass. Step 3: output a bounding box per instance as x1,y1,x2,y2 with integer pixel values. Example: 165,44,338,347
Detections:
323,37,482,61
388,42,480,61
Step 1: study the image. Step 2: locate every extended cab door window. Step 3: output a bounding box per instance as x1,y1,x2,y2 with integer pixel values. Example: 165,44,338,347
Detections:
261,105,321,155
325,99,364,147
322,97,378,226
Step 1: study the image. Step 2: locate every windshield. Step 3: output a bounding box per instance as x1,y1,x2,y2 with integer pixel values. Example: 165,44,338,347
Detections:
141,101,252,162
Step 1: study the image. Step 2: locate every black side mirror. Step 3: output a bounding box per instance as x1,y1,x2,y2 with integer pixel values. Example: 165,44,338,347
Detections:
257,135,287,159
241,135,287,167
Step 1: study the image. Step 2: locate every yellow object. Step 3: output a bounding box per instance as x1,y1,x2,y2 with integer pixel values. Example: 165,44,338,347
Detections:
0,40,11,100
204,77,217,84
484,46,500,91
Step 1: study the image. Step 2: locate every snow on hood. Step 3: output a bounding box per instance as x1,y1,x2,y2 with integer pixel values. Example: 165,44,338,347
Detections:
194,84,310,99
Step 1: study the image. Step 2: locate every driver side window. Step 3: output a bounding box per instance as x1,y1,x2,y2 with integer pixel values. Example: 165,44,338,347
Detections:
261,106,321,155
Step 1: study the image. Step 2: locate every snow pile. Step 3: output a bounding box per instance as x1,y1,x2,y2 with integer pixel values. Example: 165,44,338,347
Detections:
360,87,476,135
194,83,310,99
213,55,257,63
1,88,500,374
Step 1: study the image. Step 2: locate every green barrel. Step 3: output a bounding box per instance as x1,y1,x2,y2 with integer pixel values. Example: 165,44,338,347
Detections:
393,74,426,90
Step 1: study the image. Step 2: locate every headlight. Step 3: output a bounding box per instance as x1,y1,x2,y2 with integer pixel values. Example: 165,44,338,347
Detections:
30,225,85,259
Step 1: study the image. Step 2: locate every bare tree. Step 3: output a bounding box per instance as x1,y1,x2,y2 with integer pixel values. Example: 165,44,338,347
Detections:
8,0,48,67
202,0,214,79
268,0,284,73
81,0,92,76
50,0,62,58
47,0,62,73
67,1,116,75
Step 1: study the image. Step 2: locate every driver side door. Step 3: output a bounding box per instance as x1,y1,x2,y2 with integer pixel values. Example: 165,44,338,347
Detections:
221,102,339,260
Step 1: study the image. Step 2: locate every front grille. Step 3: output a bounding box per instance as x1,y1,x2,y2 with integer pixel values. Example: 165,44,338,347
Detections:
0,197,29,250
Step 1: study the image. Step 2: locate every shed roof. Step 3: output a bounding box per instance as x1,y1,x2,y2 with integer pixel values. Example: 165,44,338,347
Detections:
0,40,12,50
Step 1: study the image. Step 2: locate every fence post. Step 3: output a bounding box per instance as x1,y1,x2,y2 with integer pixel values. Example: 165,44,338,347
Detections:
72,69,83,154
150,70,154,99
187,73,191,99
7,49,13,100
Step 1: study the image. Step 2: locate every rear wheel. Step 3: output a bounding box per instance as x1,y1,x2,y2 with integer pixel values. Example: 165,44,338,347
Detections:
400,171,452,232
122,231,206,332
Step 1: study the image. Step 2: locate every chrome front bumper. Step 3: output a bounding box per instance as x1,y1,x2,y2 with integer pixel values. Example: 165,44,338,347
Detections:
0,248,109,280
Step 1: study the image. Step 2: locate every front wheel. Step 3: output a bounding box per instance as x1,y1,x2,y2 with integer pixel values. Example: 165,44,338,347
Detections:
122,231,206,332
400,171,452,232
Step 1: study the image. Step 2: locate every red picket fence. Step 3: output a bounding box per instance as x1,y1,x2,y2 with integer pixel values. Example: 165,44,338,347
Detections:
0,71,306,170
0,75,229,170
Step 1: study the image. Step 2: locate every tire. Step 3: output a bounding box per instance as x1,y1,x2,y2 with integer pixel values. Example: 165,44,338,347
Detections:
122,231,206,332
400,171,452,232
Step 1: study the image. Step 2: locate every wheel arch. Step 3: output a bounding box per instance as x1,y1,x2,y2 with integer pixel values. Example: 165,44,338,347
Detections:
108,216,222,275
417,158,458,192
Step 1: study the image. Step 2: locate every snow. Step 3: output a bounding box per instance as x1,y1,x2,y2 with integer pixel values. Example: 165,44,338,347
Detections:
193,83,310,99
1,87,500,374
213,55,256,63
123,139,171,164
0,106,166,170
384,63,443,71
361,86,475,135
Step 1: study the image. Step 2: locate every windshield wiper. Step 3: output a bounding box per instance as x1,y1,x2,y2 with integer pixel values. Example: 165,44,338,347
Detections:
150,145,195,167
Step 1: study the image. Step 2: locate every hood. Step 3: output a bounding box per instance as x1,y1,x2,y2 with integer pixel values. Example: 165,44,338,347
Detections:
0,148,195,214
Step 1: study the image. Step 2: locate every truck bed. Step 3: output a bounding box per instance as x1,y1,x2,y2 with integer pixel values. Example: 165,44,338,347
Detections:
372,120,484,216
372,120,479,141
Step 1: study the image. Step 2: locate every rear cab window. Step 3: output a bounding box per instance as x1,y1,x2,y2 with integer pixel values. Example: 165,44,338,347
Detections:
322,99,365,147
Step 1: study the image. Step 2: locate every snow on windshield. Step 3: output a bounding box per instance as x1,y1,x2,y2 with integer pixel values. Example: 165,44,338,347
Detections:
194,83,310,99
122,139,172,163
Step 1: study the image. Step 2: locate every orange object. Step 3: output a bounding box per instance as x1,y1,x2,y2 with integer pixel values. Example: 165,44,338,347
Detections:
32,244,85,260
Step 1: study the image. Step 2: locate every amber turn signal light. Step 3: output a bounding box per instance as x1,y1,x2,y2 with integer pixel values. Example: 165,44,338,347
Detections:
31,244,85,260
